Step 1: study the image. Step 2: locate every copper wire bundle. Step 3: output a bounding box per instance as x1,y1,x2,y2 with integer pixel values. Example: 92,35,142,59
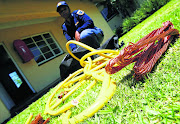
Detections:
30,113,50,124
105,21,179,80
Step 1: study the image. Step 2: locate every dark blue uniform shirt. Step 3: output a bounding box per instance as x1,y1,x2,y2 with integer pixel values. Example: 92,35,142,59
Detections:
62,10,95,50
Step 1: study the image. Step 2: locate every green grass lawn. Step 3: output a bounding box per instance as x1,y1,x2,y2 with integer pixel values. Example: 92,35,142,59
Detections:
7,0,180,123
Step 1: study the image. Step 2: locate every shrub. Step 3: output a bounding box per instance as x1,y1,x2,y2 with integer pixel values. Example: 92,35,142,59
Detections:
116,0,170,36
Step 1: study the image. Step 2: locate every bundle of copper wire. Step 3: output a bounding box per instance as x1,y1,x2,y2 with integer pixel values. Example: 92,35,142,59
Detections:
30,113,50,124
105,21,179,80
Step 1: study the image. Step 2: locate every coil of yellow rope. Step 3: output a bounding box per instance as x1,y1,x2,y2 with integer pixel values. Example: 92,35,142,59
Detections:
44,40,119,124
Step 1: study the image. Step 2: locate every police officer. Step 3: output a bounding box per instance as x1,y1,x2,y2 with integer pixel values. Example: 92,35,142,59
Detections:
56,1,104,51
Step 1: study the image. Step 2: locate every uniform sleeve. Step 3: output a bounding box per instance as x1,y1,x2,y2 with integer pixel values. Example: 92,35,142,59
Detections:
62,24,72,41
75,10,94,33
62,25,77,51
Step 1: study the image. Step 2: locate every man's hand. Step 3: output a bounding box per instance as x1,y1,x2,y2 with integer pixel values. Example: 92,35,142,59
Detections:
75,31,80,41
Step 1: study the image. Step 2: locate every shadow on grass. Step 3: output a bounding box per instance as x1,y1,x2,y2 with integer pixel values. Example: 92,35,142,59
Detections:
117,70,139,88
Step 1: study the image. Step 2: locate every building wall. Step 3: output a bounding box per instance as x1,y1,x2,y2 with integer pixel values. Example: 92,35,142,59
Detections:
0,100,11,123
0,0,114,122
0,20,67,92
107,14,123,31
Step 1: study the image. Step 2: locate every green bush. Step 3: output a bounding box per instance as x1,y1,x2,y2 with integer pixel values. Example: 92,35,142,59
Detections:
117,0,170,35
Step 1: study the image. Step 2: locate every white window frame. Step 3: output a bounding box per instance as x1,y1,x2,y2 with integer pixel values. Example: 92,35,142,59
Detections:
22,32,64,65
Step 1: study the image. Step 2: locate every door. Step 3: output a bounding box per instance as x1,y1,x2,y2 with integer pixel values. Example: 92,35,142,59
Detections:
0,44,35,106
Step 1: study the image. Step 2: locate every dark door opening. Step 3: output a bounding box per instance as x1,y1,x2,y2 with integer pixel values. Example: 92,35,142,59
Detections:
0,44,35,109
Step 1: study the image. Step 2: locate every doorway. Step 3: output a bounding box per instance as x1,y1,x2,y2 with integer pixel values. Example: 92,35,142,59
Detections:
0,44,35,110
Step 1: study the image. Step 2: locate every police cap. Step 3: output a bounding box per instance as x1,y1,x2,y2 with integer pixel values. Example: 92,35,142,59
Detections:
56,1,69,12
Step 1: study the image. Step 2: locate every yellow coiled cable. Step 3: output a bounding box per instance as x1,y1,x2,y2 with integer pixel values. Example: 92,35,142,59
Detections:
44,40,119,124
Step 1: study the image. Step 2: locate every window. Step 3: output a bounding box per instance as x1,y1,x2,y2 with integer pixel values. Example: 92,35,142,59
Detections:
22,32,64,65
101,4,118,22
